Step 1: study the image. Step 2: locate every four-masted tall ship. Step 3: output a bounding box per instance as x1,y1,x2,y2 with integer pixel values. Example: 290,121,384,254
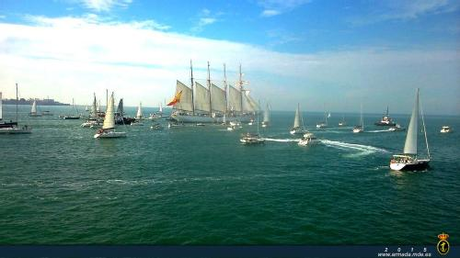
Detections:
169,61,258,124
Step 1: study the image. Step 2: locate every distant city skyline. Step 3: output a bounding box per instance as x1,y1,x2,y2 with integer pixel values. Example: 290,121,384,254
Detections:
0,0,459,115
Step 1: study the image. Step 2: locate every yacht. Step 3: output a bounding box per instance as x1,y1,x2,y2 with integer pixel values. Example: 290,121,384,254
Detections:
298,132,318,146
94,92,126,139
389,124,405,132
440,126,452,133
352,104,364,133
0,84,32,134
290,103,306,135
375,106,396,126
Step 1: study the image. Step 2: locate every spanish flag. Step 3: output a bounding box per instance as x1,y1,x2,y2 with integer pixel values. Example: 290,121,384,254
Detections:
167,90,182,106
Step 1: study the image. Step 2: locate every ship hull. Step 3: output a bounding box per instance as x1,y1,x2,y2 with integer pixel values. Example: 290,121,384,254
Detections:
390,159,430,171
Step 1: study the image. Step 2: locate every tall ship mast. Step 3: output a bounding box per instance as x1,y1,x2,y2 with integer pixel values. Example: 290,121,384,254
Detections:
169,61,258,123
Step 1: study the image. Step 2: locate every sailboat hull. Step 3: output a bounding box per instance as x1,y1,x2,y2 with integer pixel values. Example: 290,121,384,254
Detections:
94,130,126,139
390,159,430,171
0,126,32,134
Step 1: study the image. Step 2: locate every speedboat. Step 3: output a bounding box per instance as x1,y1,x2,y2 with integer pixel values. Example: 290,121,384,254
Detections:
440,126,452,133
389,124,405,132
298,132,318,146
81,119,102,128
240,133,265,144
352,125,363,133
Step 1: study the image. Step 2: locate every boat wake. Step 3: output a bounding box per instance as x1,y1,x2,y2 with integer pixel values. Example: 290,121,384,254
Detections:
320,139,389,156
367,129,391,133
263,138,300,143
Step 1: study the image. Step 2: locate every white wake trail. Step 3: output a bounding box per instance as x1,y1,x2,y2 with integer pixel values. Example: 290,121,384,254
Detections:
320,139,389,156
263,138,300,143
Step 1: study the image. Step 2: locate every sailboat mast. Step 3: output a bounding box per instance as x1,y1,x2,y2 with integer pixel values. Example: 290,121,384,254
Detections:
419,90,431,158
257,100,261,135
239,64,244,114
360,103,364,129
190,59,195,115
207,61,212,114
15,83,18,123
223,63,228,113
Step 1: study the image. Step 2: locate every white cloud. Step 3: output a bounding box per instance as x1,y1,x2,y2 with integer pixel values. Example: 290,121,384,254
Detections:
350,0,460,25
79,0,133,12
258,0,311,17
0,15,458,115
191,9,220,34
261,10,281,17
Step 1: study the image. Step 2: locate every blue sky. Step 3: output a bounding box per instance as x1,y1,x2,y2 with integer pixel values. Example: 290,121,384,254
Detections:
0,0,459,115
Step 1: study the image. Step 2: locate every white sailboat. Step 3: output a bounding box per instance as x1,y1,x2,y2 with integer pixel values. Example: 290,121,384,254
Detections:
81,93,102,128
61,98,80,119
390,88,430,171
316,107,330,128
29,100,42,117
261,102,270,128
290,103,306,135
240,101,264,144
94,92,126,139
353,104,364,133
131,102,144,126
0,84,32,134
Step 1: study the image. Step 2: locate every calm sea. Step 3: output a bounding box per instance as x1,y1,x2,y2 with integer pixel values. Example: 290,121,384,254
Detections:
0,105,459,245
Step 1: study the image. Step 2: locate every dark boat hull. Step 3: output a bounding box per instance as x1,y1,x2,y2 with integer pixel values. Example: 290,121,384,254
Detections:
0,121,18,128
375,122,396,126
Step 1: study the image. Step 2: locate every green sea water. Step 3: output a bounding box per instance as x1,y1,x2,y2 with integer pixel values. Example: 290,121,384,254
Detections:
0,105,459,245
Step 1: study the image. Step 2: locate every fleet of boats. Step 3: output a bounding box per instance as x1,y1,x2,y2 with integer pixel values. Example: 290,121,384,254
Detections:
1,73,453,173
0,84,32,134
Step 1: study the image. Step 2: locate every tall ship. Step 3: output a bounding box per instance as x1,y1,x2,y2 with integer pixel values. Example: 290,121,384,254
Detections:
375,106,396,126
168,61,257,124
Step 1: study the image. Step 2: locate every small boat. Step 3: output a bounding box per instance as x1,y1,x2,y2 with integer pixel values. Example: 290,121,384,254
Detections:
196,123,205,126
375,106,396,126
241,101,264,145
352,104,364,133
240,132,265,144
81,93,101,127
440,126,452,133
41,110,53,116
29,100,42,117
149,103,164,120
94,92,126,139
0,84,32,134
298,132,318,146
168,122,185,128
61,98,80,119
316,107,330,129
389,124,405,132
290,103,306,135
261,102,270,128
390,89,430,171
338,115,346,126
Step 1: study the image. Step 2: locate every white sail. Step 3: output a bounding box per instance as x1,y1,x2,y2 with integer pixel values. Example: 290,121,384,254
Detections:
31,100,37,114
91,94,97,119
360,104,364,129
243,91,258,112
211,84,226,112
159,103,163,113
403,89,419,155
194,82,210,112
293,104,300,128
263,102,270,123
229,86,242,112
0,92,2,120
136,102,143,119
102,92,115,130
174,80,193,112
